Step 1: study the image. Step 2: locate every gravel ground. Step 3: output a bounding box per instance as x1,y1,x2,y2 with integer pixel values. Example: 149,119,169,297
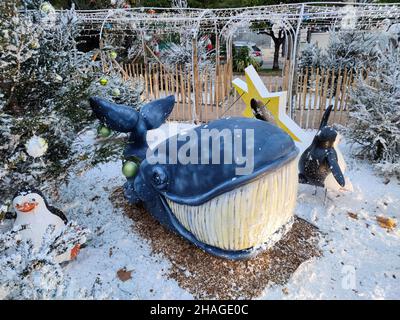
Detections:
111,187,321,299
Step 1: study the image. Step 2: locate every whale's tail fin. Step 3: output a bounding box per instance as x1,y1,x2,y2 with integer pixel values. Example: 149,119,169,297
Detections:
140,95,175,130
319,104,333,130
89,97,140,133
89,95,175,132
90,95,175,160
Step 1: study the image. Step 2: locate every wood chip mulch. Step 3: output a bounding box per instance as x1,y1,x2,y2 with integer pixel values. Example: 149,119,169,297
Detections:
111,187,322,299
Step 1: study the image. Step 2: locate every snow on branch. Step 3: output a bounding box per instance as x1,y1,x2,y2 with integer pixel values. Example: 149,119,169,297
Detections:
0,221,90,299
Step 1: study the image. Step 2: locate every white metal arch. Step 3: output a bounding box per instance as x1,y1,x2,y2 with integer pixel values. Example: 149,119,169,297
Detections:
71,2,400,117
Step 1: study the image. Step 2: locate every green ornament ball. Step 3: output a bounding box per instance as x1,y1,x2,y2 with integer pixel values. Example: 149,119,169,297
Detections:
40,2,53,14
122,161,139,178
30,40,40,49
112,88,121,97
99,78,108,86
109,51,118,59
97,125,111,138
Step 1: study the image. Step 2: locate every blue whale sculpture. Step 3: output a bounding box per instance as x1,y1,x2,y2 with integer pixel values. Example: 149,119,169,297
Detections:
90,96,299,260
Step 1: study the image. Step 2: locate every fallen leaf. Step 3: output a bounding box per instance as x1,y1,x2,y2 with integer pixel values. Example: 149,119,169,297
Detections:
376,216,397,230
347,212,358,220
117,268,133,282
282,287,289,295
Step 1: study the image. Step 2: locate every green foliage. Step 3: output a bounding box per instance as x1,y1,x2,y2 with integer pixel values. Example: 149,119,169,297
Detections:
140,0,172,7
233,46,259,72
188,0,312,8
50,0,130,9
59,0,321,9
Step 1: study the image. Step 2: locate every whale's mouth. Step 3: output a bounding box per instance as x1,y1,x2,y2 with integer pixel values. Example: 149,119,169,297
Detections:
165,159,298,251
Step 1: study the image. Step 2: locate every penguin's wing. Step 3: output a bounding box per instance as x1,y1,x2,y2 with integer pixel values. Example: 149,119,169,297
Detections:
327,149,345,187
5,211,17,220
48,206,68,224
140,95,175,130
89,97,140,133
319,105,333,130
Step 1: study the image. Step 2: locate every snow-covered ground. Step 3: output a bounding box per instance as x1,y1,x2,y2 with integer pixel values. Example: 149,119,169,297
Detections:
59,160,191,299
19,123,400,299
265,140,400,299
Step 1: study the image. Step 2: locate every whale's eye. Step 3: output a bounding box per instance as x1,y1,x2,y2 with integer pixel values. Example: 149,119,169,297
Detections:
151,166,168,190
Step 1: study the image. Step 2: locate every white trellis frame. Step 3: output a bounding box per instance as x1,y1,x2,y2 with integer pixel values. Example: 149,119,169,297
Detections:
71,2,400,120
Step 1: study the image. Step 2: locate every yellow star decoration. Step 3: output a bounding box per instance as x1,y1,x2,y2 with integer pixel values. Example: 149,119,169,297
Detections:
232,65,305,142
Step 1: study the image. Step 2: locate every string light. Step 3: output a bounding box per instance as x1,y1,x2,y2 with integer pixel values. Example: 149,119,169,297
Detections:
56,3,399,35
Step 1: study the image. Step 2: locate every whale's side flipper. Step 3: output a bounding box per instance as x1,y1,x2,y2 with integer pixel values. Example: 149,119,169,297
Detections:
140,95,175,130
89,97,139,132
319,104,333,130
327,149,345,187
123,179,141,204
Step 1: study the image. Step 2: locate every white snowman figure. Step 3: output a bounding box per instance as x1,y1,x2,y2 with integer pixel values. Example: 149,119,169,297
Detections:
12,188,81,263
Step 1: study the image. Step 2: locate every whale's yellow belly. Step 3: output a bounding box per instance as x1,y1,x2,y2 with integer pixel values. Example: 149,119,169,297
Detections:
166,159,298,251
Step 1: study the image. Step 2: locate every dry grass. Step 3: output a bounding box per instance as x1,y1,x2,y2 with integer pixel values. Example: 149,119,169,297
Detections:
111,187,321,299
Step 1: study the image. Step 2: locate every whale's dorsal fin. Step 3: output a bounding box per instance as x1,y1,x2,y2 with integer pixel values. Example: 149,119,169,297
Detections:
140,95,175,130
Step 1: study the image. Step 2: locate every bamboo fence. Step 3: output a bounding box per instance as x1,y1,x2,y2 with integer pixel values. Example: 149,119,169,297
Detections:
121,61,354,128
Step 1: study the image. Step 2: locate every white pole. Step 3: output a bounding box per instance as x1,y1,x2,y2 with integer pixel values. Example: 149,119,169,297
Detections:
191,35,198,123
288,3,305,119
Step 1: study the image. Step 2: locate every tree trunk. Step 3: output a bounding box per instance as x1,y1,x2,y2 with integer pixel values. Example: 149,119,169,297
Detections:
258,29,285,70
273,40,283,70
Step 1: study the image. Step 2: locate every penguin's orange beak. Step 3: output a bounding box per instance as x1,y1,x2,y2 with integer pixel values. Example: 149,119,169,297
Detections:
15,202,38,213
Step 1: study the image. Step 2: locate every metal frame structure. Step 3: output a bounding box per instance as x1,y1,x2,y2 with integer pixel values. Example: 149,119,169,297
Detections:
72,2,400,118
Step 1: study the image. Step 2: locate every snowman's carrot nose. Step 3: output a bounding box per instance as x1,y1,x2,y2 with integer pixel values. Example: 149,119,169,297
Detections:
15,202,37,213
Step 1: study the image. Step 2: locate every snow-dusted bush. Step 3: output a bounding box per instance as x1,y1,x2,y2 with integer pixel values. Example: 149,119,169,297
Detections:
0,1,143,202
325,30,378,72
299,29,378,72
159,34,215,73
299,42,324,69
348,44,400,177
0,222,90,299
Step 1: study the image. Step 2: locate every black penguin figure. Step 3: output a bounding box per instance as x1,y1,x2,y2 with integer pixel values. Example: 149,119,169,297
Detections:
298,105,346,189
